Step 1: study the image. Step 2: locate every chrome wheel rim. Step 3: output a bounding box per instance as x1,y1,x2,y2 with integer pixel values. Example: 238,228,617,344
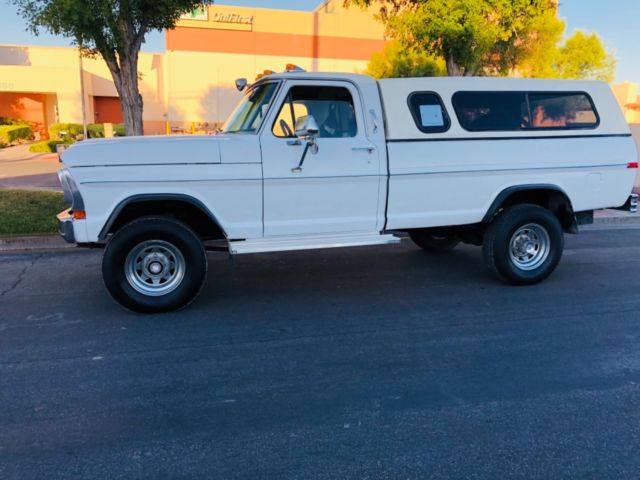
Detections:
125,240,186,297
509,223,550,271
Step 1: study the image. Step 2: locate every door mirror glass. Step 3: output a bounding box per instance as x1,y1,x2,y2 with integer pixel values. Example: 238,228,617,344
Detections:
235,78,248,92
295,115,319,139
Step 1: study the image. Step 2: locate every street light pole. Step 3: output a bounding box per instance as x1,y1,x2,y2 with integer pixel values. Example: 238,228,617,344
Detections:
78,50,88,140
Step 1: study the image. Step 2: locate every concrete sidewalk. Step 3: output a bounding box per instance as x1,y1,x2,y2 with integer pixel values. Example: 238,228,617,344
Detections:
0,144,60,190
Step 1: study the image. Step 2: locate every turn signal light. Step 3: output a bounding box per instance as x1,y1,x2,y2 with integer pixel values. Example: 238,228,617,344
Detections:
285,64,305,72
628,162,638,169
72,210,87,220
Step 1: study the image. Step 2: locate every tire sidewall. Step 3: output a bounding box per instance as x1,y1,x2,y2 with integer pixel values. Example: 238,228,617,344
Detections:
486,205,564,285
103,218,207,313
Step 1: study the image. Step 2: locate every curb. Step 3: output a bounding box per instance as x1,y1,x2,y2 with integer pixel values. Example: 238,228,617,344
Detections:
0,210,638,253
593,210,640,225
0,235,75,253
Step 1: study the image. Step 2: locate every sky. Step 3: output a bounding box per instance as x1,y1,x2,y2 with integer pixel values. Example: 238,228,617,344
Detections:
0,0,638,83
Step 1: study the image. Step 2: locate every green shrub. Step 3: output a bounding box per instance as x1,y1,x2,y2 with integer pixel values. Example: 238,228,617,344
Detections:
87,123,126,138
48,123,83,142
0,125,33,145
29,140,72,153
0,117,31,127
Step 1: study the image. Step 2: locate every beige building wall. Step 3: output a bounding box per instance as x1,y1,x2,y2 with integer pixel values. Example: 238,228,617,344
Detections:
166,1,385,128
0,45,83,126
1,2,387,134
612,81,640,123
0,45,167,134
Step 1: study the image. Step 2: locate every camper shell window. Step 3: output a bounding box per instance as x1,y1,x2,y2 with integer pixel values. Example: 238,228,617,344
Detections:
452,91,599,132
408,92,451,133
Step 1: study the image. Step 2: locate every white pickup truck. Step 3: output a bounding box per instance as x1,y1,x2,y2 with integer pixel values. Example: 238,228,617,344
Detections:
57,69,638,313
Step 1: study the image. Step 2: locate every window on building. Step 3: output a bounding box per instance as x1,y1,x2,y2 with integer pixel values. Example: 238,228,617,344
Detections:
529,93,599,129
453,92,529,131
273,86,357,138
408,92,450,133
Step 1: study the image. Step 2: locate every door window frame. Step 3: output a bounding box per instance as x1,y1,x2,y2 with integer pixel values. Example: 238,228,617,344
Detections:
264,79,367,141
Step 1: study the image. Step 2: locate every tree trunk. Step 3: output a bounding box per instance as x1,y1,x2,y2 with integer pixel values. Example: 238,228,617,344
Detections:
117,51,144,136
446,54,463,76
100,47,145,137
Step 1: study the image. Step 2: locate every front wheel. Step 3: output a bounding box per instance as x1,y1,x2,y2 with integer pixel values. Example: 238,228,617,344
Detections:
102,217,208,313
482,204,564,285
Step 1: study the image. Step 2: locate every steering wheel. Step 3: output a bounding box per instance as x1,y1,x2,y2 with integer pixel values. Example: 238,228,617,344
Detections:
280,119,294,137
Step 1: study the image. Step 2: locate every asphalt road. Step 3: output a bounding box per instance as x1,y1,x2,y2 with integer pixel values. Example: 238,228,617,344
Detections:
2,228,640,479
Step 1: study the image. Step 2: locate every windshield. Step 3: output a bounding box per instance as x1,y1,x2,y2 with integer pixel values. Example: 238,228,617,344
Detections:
223,82,280,134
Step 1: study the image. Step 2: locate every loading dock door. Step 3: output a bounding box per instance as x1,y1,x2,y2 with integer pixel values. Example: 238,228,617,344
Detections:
93,96,123,124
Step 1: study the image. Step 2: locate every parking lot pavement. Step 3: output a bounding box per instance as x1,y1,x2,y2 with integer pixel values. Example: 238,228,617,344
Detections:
0,144,60,190
2,230,640,479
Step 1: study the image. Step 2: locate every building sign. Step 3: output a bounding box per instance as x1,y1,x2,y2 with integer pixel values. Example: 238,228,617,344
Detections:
211,12,254,31
181,7,208,21
0,82,15,90
179,8,254,31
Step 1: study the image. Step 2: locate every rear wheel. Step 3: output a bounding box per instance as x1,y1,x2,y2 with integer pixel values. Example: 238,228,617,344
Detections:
409,229,460,252
482,204,563,285
102,217,208,313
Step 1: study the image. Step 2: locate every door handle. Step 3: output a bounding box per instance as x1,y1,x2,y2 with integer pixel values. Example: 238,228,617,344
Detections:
287,139,302,146
352,147,376,154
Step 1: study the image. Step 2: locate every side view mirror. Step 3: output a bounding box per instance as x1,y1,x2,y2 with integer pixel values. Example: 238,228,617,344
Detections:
291,116,320,173
235,78,248,92
294,115,319,139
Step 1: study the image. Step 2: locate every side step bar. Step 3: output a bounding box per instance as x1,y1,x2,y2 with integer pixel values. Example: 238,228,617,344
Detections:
229,232,401,255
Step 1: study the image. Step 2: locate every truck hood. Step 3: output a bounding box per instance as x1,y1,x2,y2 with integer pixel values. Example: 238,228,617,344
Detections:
61,135,224,167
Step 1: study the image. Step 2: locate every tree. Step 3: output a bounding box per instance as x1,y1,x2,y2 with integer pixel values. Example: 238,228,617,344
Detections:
12,0,213,136
553,31,616,82
367,41,446,78
346,0,560,76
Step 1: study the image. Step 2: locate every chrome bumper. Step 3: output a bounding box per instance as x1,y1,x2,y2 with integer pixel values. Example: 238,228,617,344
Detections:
57,209,76,244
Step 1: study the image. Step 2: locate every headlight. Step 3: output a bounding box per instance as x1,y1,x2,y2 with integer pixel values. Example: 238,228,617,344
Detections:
58,169,85,212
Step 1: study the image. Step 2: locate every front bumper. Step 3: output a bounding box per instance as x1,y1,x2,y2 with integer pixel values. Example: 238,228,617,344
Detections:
57,209,76,244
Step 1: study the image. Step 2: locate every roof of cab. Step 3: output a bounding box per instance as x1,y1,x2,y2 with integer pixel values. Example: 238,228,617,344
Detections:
253,71,377,86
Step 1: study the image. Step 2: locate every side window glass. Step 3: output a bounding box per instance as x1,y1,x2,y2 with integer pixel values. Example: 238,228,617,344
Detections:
453,92,529,131
273,93,295,137
408,93,450,133
529,93,599,129
272,86,357,138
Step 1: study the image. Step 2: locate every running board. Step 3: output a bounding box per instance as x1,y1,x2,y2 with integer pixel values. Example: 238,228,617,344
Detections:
229,232,401,255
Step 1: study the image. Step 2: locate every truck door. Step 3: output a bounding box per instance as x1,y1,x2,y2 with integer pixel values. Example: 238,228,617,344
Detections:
260,81,382,236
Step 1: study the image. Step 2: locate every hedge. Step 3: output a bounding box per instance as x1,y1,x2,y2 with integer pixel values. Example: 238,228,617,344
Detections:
0,117,31,127
87,123,126,138
48,122,126,141
29,140,72,153
0,125,33,146
48,123,84,142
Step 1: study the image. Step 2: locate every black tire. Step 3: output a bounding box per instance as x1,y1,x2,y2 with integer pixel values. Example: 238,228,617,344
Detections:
102,217,208,313
482,204,564,285
409,229,460,252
